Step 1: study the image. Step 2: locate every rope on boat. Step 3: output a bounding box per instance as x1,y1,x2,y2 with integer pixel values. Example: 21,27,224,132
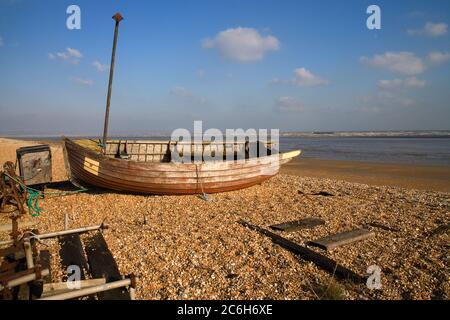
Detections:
195,164,209,201
3,172,88,217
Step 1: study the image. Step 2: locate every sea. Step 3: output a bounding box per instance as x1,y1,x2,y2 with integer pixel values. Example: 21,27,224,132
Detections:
279,131,450,166
7,131,450,166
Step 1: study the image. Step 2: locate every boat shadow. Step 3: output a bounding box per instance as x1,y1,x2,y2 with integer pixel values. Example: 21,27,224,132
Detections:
45,180,167,197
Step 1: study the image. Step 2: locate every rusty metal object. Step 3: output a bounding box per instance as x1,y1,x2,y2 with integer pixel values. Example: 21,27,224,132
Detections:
0,223,109,247
0,223,109,299
0,161,27,216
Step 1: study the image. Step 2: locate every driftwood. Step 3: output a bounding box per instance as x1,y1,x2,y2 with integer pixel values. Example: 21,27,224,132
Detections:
298,191,335,197
270,218,325,232
428,224,450,237
308,229,374,251
364,222,400,233
238,220,366,284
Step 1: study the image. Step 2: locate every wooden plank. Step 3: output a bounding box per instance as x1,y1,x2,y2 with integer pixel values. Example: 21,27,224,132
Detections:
270,218,325,232
58,234,89,281
364,222,400,233
308,228,374,251
238,220,366,284
84,232,130,300
428,224,450,237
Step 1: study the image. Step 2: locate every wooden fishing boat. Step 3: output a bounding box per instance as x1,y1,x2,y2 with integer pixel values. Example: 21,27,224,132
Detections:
62,137,301,195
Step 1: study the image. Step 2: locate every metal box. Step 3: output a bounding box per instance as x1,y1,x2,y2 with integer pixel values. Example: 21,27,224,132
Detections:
16,145,52,186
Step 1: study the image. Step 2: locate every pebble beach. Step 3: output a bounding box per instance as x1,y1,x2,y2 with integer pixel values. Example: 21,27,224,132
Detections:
0,138,449,300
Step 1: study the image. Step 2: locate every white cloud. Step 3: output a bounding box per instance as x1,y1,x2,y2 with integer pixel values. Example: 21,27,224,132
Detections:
73,78,93,86
377,79,403,89
170,86,207,105
361,52,425,76
358,91,415,111
293,68,328,86
56,52,69,60
427,51,450,64
171,86,194,97
92,60,109,72
202,27,279,62
49,47,83,64
377,77,426,89
359,105,382,114
378,91,414,106
271,67,328,87
275,96,304,112
404,77,426,88
408,22,448,37
66,47,82,58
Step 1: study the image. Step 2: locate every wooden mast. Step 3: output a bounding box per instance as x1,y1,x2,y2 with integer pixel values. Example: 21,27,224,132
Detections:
102,12,123,151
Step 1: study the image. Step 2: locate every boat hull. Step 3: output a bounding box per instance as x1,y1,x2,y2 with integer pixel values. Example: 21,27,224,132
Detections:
62,138,299,195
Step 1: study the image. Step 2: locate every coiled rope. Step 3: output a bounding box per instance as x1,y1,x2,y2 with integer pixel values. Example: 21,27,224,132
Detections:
3,172,88,217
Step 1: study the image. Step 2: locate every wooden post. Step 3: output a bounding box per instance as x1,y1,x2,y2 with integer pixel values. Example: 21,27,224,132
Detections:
102,12,124,151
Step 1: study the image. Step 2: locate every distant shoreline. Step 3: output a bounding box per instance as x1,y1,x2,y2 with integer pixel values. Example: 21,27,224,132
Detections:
1,137,449,193
1,130,450,139
2,135,450,167
282,158,450,193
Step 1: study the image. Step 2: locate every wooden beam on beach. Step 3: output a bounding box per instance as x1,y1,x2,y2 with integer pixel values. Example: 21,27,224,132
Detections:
270,217,325,232
308,228,374,251
428,224,450,237
238,220,366,284
84,232,131,300
364,222,400,233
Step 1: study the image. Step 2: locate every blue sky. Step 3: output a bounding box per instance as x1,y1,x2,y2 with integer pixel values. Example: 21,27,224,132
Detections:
0,0,449,135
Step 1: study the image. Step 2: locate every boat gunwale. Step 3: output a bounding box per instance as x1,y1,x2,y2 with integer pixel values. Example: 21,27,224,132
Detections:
63,136,299,170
